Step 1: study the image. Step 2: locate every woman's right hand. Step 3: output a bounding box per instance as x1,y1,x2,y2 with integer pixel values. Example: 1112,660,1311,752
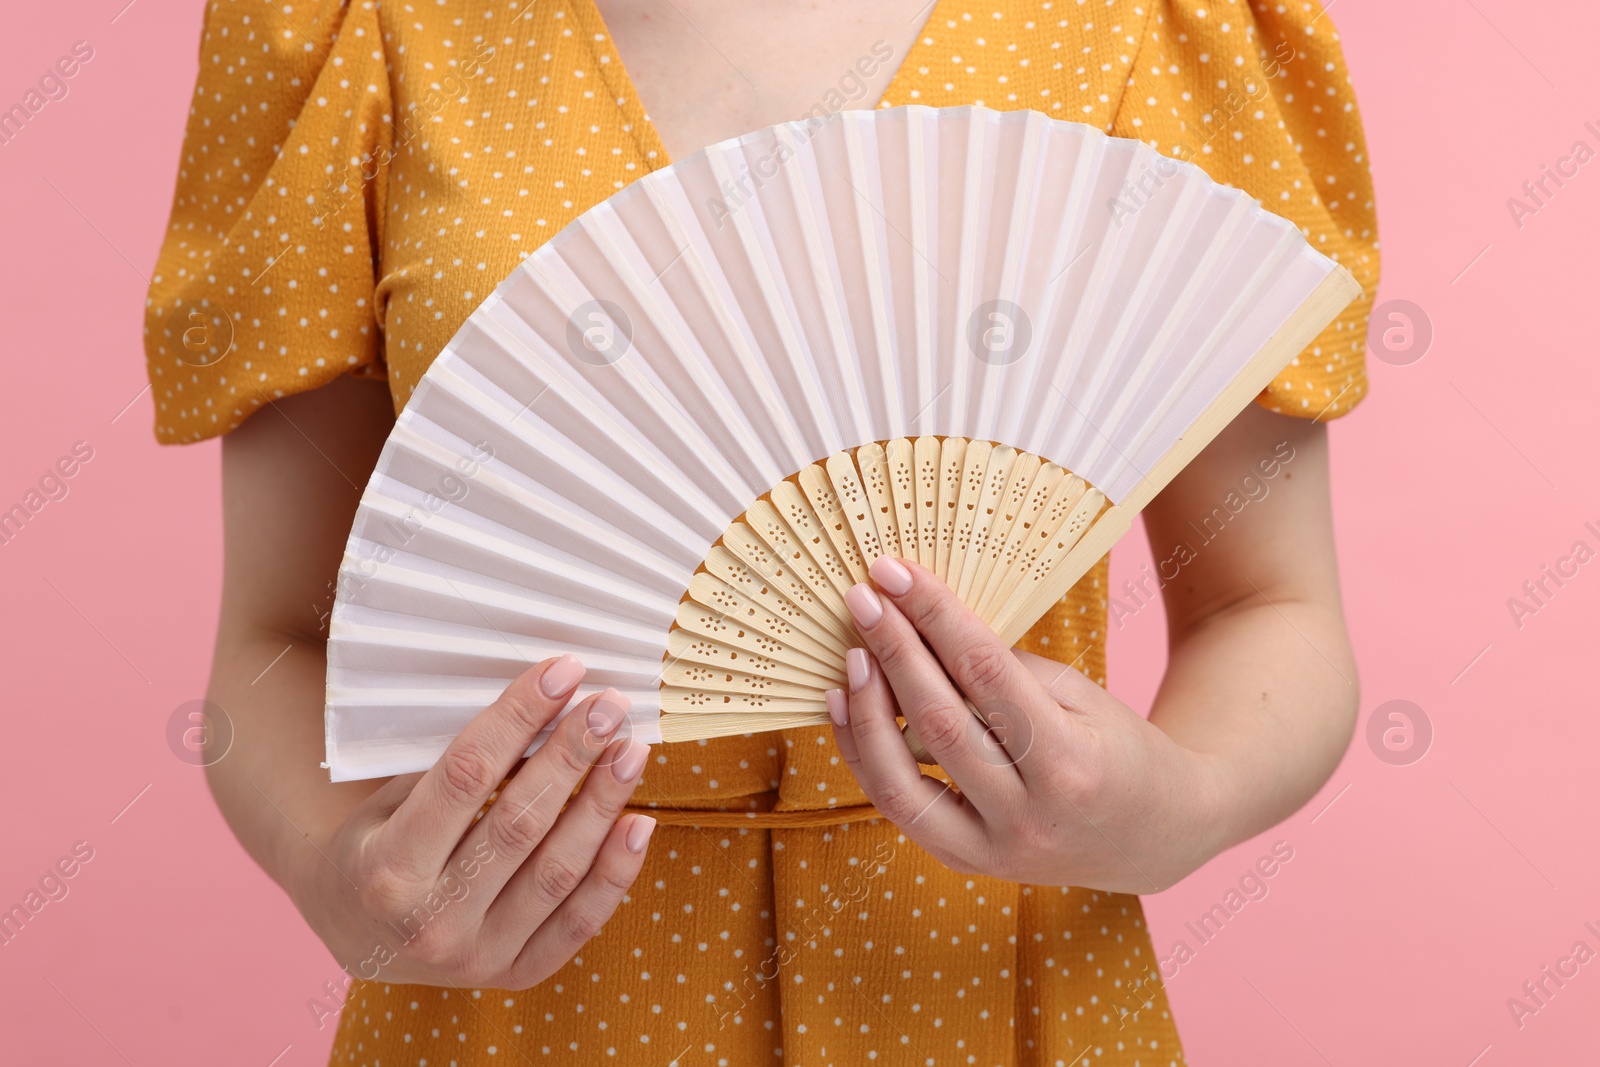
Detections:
289,654,655,989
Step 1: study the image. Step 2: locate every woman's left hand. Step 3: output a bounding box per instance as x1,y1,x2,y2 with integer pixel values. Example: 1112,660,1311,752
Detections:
828,556,1225,894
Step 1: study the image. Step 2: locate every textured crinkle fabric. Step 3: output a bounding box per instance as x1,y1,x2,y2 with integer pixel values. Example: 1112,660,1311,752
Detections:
143,0,1378,1063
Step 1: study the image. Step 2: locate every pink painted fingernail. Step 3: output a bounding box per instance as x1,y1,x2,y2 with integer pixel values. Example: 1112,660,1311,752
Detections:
540,654,585,698
846,648,872,694
586,688,629,737
611,738,650,783
825,688,850,727
869,555,913,596
624,814,656,854
845,583,883,629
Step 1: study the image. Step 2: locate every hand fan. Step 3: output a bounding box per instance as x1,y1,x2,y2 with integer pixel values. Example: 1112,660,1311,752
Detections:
323,104,1360,782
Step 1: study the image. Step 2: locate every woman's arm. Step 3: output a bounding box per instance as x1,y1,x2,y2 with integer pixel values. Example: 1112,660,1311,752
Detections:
204,373,397,888
203,375,658,986
1140,401,1359,851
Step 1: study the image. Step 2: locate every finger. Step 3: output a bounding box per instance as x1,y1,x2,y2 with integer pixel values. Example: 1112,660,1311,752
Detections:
484,733,652,947
868,555,1048,711
445,687,634,911
825,688,857,763
866,556,1059,775
359,770,427,822
833,650,989,865
1016,649,1100,714
505,813,655,989
379,654,587,879
843,579,1021,801
944,648,1090,770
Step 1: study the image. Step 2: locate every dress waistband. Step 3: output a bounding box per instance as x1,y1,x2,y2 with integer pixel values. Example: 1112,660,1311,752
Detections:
619,802,882,828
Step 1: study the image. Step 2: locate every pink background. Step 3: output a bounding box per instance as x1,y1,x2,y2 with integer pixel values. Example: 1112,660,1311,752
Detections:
2,1,1596,1063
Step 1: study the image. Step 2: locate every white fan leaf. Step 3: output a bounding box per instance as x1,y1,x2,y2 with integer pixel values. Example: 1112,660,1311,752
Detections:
324,105,1360,782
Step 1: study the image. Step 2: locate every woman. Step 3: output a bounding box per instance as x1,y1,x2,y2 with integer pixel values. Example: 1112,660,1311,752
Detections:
144,0,1378,1062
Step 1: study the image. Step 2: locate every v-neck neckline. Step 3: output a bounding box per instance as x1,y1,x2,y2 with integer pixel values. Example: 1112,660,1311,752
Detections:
572,0,949,171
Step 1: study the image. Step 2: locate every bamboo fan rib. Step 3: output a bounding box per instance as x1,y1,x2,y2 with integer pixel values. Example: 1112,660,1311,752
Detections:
323,104,1361,782
658,437,1104,740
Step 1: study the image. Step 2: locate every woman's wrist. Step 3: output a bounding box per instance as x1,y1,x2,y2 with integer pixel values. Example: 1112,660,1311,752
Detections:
1123,729,1237,893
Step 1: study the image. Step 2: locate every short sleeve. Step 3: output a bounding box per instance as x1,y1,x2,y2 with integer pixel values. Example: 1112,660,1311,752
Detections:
1112,0,1380,421
142,0,392,444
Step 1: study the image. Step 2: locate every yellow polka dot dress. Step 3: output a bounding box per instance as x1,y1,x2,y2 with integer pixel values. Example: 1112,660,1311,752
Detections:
143,1,1378,1063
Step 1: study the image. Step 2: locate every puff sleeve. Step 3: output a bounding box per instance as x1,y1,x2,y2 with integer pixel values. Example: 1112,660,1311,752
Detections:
1112,0,1380,420
142,0,392,443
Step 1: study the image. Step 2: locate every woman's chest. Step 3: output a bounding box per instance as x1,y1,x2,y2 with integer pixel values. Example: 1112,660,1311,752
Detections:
369,0,1134,397
589,0,928,161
